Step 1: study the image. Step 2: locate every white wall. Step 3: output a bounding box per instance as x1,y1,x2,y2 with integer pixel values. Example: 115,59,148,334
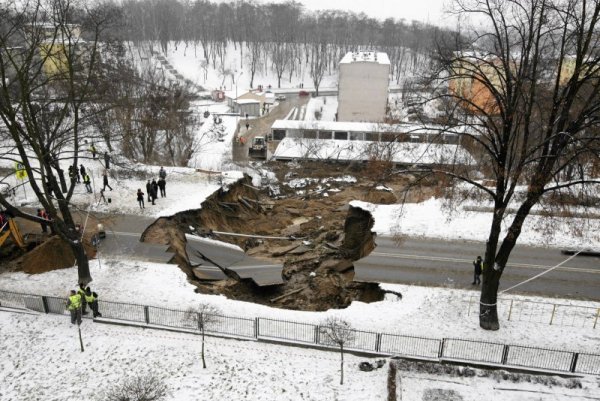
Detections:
337,62,389,122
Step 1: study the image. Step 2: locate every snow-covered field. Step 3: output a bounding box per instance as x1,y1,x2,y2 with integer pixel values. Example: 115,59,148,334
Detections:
4,311,595,401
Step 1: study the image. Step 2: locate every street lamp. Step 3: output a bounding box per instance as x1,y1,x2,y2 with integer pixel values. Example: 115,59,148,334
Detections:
235,71,244,100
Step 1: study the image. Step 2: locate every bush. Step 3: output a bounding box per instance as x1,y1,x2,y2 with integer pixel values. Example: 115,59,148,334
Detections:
101,372,169,401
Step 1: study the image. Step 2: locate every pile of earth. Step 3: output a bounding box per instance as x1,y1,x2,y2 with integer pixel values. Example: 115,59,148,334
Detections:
21,235,96,274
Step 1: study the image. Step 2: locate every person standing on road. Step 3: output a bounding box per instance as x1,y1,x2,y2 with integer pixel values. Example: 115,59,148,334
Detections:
159,166,167,180
158,177,166,197
102,171,113,191
80,164,86,180
472,256,483,285
66,290,82,325
137,189,145,209
104,151,111,169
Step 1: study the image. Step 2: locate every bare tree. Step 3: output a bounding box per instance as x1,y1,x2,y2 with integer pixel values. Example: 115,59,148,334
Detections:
309,41,328,96
184,303,221,369
0,0,120,285
319,317,355,385
423,0,600,330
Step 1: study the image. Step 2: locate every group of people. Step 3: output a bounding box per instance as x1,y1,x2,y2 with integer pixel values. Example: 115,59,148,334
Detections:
137,167,167,209
66,283,102,325
66,163,113,196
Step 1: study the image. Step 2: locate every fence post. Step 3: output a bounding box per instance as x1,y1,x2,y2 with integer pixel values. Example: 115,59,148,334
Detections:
570,353,579,373
594,308,600,329
41,296,49,314
375,333,382,352
507,300,514,321
315,325,320,345
501,345,510,365
144,306,150,324
254,318,259,339
438,339,445,358
549,304,557,325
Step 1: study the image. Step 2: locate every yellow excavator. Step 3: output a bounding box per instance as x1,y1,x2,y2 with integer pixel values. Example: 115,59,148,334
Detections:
0,216,25,249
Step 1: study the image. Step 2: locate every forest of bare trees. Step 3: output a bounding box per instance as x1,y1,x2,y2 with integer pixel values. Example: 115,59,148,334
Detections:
118,0,459,86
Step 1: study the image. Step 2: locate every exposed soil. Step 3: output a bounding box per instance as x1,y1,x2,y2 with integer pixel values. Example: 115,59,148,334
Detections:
21,235,96,274
140,161,441,311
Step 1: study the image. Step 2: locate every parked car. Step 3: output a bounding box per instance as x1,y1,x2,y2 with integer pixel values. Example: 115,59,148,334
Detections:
276,94,286,101
298,90,310,97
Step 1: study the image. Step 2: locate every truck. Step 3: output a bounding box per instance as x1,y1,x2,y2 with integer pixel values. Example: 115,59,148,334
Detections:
248,136,267,159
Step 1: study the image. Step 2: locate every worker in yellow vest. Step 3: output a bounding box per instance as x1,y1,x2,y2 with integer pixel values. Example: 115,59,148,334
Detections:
77,284,88,314
66,290,82,325
84,287,102,318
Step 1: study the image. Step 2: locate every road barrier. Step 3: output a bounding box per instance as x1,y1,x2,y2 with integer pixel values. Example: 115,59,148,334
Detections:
1,289,598,376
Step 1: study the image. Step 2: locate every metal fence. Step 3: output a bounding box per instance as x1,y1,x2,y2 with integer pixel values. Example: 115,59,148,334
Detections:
467,295,600,329
1,288,598,376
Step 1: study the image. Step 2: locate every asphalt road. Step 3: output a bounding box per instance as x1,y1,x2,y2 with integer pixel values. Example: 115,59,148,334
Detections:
355,236,600,301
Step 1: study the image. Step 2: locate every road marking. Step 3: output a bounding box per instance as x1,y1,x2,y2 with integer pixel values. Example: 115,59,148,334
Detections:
370,252,599,274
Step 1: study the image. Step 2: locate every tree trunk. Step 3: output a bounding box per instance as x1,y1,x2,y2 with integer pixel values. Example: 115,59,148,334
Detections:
479,268,501,330
201,328,206,368
71,239,92,285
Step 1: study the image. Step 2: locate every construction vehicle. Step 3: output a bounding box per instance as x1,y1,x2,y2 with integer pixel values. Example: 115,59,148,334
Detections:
0,215,25,250
248,136,267,159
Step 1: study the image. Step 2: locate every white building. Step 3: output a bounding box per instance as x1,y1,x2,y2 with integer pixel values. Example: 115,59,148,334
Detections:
337,51,390,122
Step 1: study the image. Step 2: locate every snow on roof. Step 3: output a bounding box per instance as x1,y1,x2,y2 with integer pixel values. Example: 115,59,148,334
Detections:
340,51,390,65
272,137,476,165
271,119,471,135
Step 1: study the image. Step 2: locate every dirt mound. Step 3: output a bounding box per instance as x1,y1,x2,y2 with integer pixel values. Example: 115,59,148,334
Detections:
21,236,95,274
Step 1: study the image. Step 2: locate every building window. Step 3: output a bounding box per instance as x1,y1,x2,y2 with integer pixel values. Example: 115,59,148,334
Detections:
273,129,286,140
365,132,379,141
334,131,348,140
349,132,364,141
303,130,317,139
318,131,332,139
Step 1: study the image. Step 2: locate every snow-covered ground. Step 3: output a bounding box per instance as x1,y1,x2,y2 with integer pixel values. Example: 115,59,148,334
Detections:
351,197,600,249
164,41,339,93
3,311,595,401
1,257,599,400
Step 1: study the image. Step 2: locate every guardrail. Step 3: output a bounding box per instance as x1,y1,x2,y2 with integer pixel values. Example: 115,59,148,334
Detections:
1,289,598,376
467,296,600,329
